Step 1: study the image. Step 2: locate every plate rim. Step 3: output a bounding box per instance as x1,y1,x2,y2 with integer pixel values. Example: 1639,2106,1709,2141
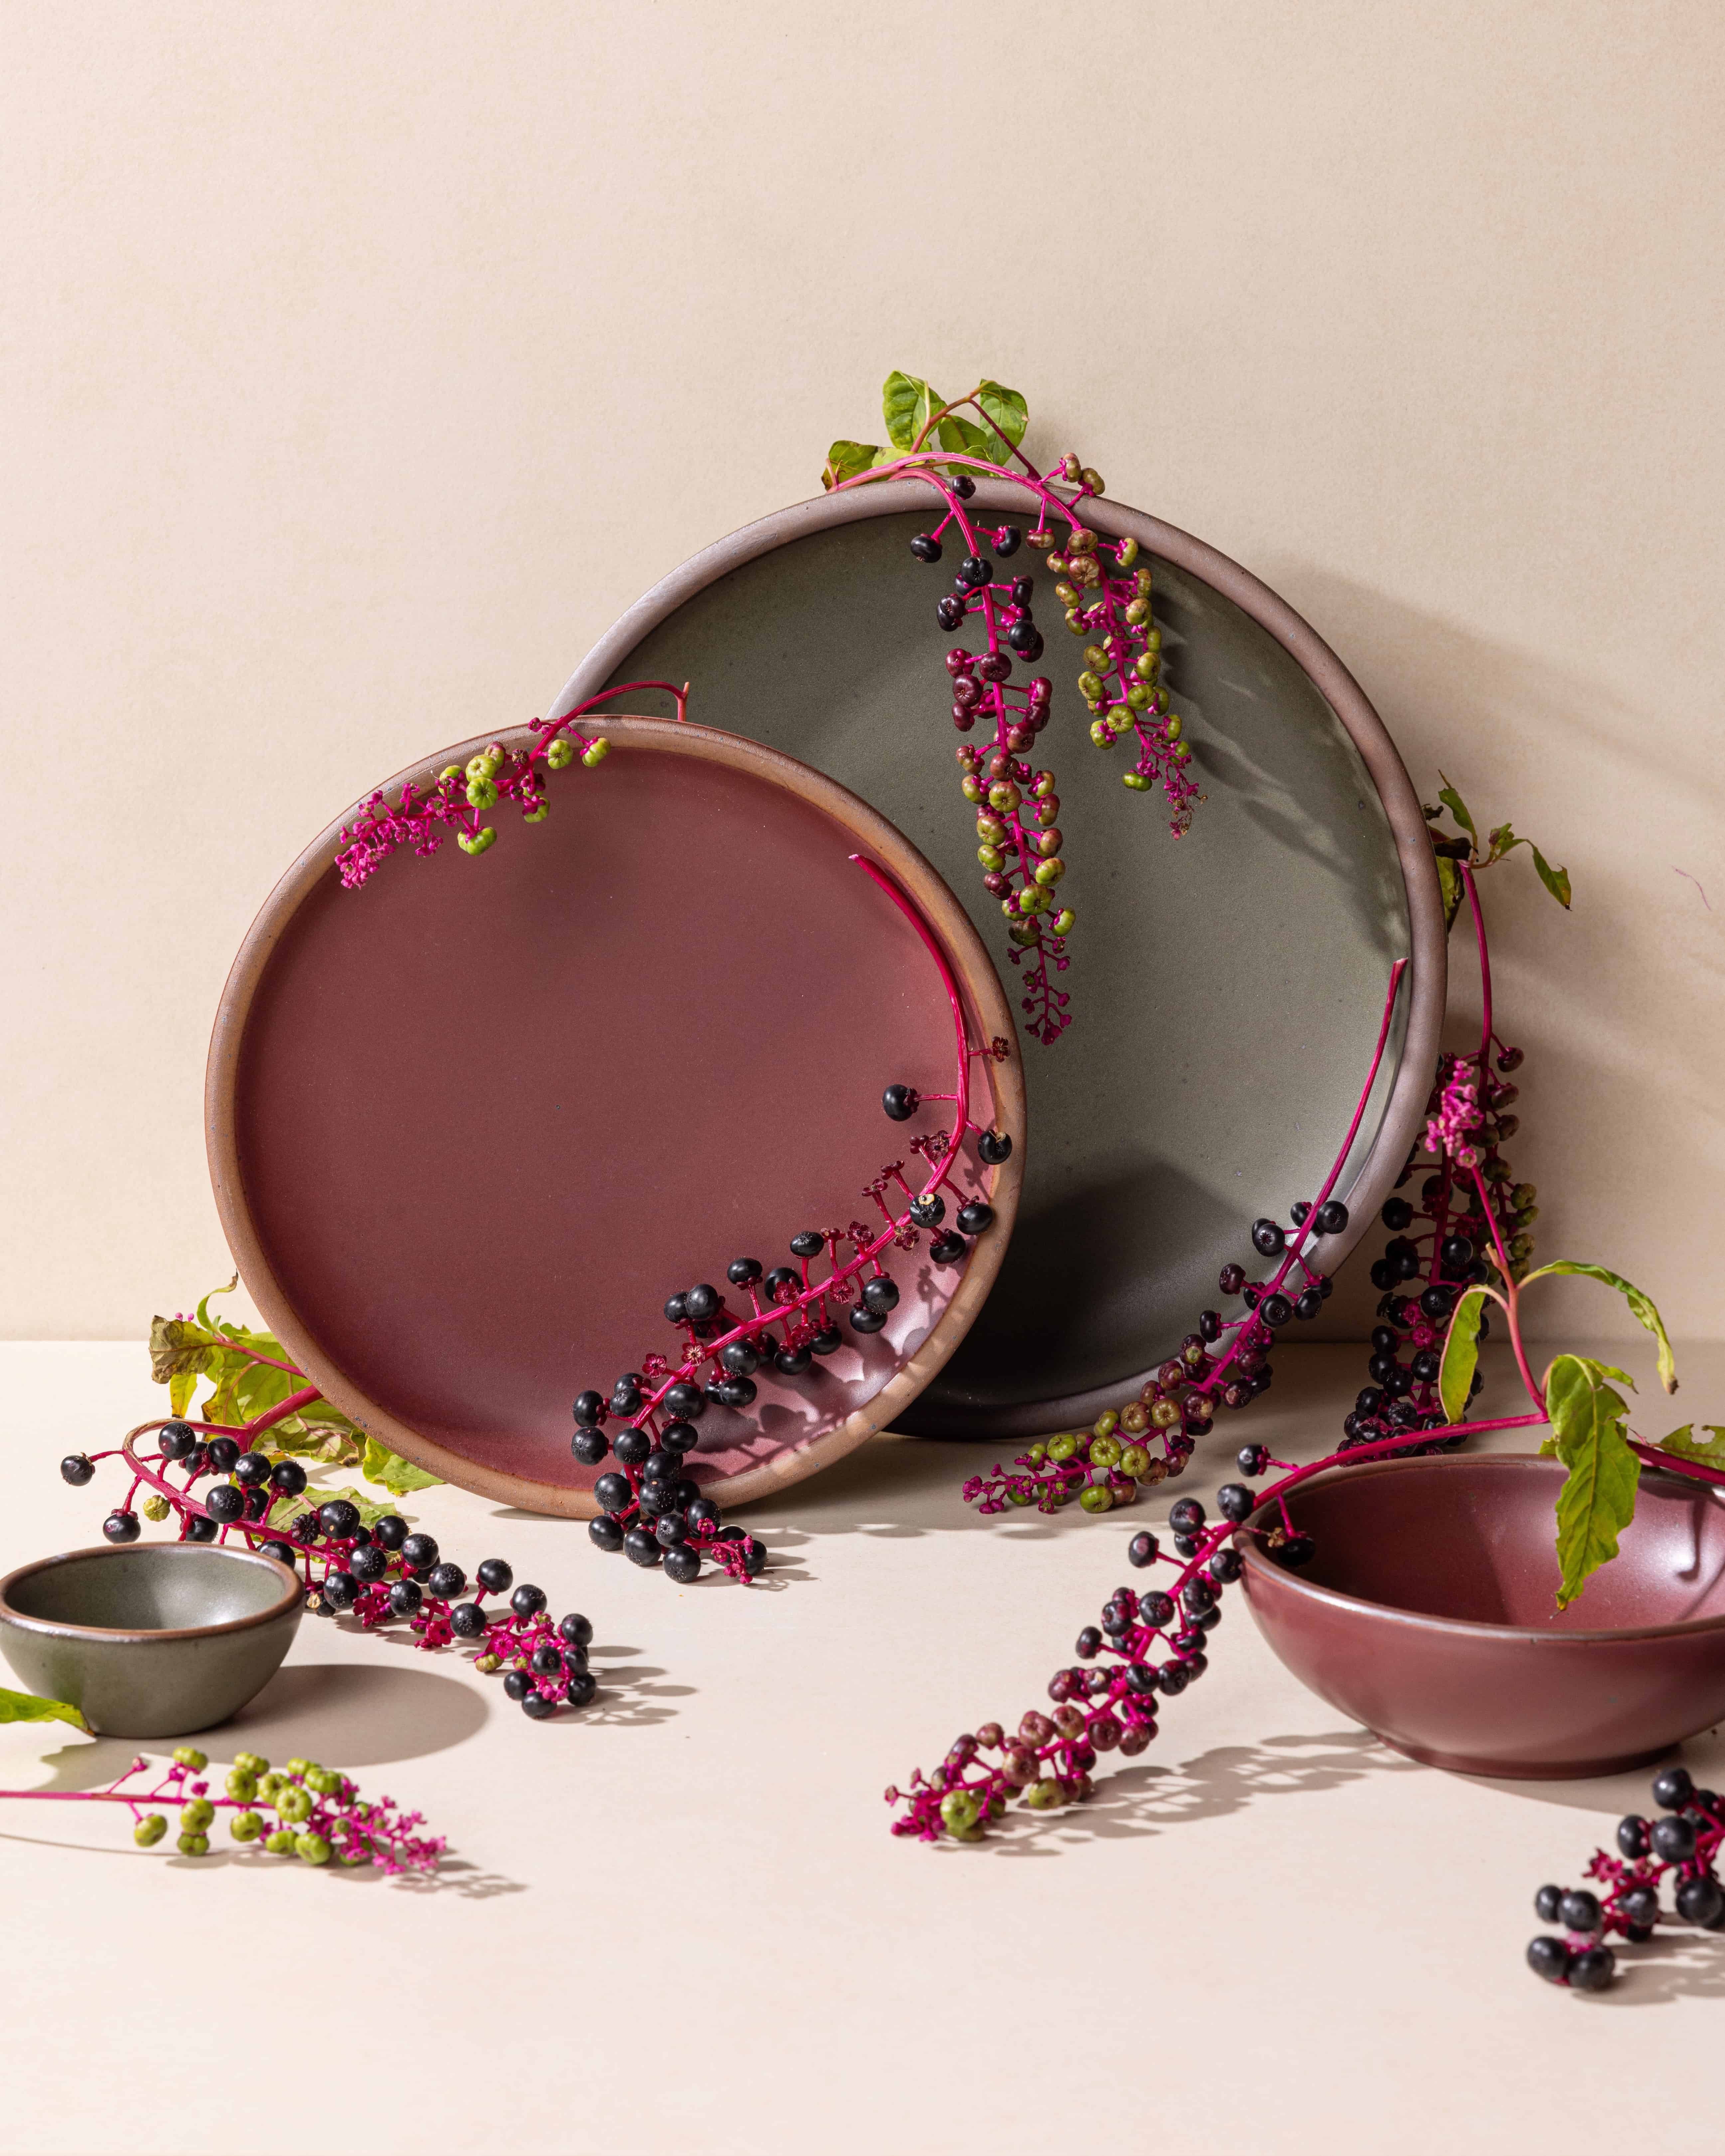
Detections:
205,715,1026,1511
545,480,1448,1439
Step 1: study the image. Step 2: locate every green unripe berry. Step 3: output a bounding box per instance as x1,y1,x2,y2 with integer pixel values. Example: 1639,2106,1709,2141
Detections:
264,1829,296,1855
1052,908,1076,935
523,804,549,824
1054,581,1078,605
1164,714,1183,740
1120,1444,1151,1477
580,737,610,767
1125,597,1150,626
1006,1484,1034,1505
1135,652,1158,680
545,736,575,770
1080,468,1104,494
304,1769,340,1797
1088,1432,1122,1469
134,1813,168,1847
465,753,499,783
465,776,499,809
1144,628,1162,653
142,1493,171,1522
1007,921,1038,947
1079,1483,1114,1513
1123,772,1152,791
172,1748,208,1772
1106,706,1133,735
1093,1409,1119,1437
225,1769,257,1803
1024,1778,1065,1810
179,1798,214,1831
1034,857,1064,886
1117,536,1139,568
296,1832,333,1866
1077,671,1104,699
276,1786,312,1824
1083,644,1108,670
1127,684,1151,708
229,1809,264,1843
987,780,1020,812
475,1653,500,1673
1090,720,1114,747
177,1832,210,1857
1511,1183,1537,1207
977,845,1004,871
233,1752,268,1774
1046,1432,1079,1463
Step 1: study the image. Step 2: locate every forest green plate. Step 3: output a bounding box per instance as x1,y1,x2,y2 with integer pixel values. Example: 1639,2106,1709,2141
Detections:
549,479,1445,1439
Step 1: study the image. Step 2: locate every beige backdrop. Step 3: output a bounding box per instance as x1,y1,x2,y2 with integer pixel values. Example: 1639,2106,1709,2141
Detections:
3,1,1720,1350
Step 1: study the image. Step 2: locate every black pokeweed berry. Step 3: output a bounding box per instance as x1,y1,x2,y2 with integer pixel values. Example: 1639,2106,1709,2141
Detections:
60,1454,95,1486
956,1200,994,1235
882,1084,919,1122
910,533,943,563
977,1130,1013,1165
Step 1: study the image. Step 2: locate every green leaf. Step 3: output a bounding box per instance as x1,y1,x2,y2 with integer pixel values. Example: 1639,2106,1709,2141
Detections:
1530,843,1572,908
1520,1261,1678,1394
935,412,991,461
0,1687,86,1731
976,380,1028,457
882,371,941,452
1545,1353,1642,1611
361,1439,443,1495
1658,1424,1725,1465
822,439,884,489
1438,1287,1490,1422
1436,774,1476,840
275,1482,400,1531
1435,852,1463,931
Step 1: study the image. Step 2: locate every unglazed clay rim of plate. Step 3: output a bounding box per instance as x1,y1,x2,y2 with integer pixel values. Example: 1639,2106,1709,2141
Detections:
0,1544,302,1644
1240,1454,1725,1644
206,716,1026,1515
545,478,1447,1440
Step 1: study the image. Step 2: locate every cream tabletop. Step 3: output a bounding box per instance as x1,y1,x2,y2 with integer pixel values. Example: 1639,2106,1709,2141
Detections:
1,1336,1720,2156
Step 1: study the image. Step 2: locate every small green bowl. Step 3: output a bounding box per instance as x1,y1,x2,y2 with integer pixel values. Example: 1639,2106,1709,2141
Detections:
0,1543,302,1738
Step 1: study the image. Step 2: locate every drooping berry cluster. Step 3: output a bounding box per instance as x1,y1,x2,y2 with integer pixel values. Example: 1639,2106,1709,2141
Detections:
63,1424,598,1720
0,1744,443,1874
576,1084,1012,1579
828,375,1203,1044
334,680,685,888
1527,1768,1725,1993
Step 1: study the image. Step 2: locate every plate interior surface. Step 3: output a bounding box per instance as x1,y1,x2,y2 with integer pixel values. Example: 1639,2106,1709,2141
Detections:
214,723,1018,1505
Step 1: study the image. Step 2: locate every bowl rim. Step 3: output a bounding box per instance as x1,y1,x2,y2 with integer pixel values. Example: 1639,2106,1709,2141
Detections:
1238,1451,1725,1646
0,1543,302,1644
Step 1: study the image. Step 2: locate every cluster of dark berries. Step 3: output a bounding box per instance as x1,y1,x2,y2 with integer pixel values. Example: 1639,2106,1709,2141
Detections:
64,1424,598,1719
575,1087,1008,1581
892,1472,1275,1841
1528,1767,1725,1992
1344,1043,1532,1452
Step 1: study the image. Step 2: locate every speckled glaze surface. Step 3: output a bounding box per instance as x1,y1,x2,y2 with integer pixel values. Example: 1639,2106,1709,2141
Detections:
1241,1455,1725,1777
0,1543,302,1738
207,718,1024,1516
550,481,1445,1439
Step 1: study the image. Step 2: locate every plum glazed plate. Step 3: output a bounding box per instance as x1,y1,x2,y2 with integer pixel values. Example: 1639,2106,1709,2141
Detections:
207,717,1024,1514
550,478,1445,1438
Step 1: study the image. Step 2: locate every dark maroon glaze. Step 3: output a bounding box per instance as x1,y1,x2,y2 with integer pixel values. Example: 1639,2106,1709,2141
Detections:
212,722,1019,1507
1240,1455,1725,1777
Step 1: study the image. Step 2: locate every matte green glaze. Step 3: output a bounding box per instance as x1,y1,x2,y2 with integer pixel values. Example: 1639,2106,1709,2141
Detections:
0,1544,302,1738
555,483,1443,1437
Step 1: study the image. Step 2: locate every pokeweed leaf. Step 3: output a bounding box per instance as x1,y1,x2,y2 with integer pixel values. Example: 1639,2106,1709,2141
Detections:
361,1438,443,1495
1436,774,1476,839
1438,1288,1490,1422
0,1687,86,1731
1545,1353,1642,1611
823,439,883,489
1435,853,1463,930
1658,1424,1725,1465
882,371,941,452
1531,844,1572,908
976,379,1028,453
936,412,991,461
1519,1262,1677,1393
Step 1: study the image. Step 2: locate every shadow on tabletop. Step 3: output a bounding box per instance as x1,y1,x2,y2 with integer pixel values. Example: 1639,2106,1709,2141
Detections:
920,1728,1422,1859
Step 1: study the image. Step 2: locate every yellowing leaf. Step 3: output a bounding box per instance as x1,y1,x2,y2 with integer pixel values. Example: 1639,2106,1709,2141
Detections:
0,1687,86,1731
1438,1287,1491,1422
823,439,884,488
1659,1424,1725,1465
361,1439,442,1495
1520,1262,1677,1393
882,371,941,452
1545,1353,1642,1611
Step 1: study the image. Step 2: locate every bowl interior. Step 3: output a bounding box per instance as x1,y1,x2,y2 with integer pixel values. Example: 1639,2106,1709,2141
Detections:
1276,1458,1725,1631
6,1547,292,1633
